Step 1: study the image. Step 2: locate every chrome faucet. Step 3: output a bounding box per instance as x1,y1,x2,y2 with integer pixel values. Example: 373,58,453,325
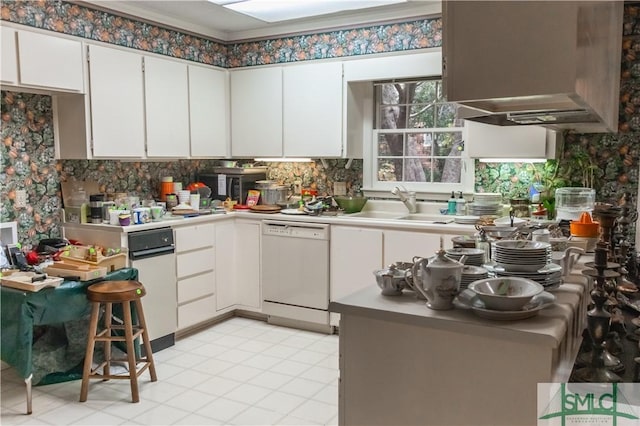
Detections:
391,186,417,213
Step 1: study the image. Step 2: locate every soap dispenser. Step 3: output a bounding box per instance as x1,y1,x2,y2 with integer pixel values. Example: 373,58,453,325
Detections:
447,191,456,215
455,192,466,215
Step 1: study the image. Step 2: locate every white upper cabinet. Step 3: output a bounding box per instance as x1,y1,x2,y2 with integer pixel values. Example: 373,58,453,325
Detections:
1,27,18,85
88,44,146,158
2,27,84,93
464,120,557,159
283,61,343,157
231,66,283,157
16,30,84,92
144,56,190,158
188,65,230,157
343,51,441,82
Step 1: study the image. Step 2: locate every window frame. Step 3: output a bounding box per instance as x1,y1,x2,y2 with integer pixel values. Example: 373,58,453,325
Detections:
362,78,474,199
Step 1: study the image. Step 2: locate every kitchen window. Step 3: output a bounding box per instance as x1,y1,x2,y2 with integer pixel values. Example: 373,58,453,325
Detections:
363,78,474,197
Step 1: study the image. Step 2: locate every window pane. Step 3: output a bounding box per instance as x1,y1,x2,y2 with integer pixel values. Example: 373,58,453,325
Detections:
379,105,408,129
378,133,404,156
434,132,462,156
434,158,462,183
379,84,399,105
403,158,430,182
404,132,432,157
378,158,400,181
414,81,438,103
436,103,457,128
409,105,434,128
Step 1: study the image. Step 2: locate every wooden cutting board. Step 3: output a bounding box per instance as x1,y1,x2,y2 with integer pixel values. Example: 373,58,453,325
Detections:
250,204,282,213
1,272,64,292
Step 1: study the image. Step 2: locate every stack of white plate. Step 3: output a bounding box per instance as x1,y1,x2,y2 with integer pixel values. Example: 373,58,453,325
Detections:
445,248,486,266
493,240,551,272
469,192,503,216
468,204,503,216
460,265,490,290
495,265,563,291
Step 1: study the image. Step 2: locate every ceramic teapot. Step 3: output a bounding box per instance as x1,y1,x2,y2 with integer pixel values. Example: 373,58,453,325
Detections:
373,264,407,296
407,242,466,310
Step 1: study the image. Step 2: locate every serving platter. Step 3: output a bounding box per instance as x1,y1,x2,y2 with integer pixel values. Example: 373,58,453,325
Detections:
455,289,556,320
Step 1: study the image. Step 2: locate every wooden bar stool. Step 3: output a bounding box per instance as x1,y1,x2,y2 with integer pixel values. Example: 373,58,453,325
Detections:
80,280,157,403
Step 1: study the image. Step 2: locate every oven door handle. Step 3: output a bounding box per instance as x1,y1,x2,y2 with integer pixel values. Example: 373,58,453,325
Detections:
129,246,175,260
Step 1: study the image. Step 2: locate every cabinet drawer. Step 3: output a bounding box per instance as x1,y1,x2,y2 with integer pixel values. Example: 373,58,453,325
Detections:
175,223,215,252
178,270,215,304
176,246,215,278
178,294,216,330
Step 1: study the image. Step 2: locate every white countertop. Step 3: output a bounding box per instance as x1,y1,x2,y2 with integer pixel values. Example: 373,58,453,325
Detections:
62,200,479,235
329,260,592,349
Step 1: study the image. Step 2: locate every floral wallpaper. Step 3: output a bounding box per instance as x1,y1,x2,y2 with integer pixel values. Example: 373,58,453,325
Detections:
1,0,638,249
1,1,439,68
227,19,441,67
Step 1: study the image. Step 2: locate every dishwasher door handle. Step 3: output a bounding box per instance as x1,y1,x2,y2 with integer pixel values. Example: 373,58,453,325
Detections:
129,246,175,260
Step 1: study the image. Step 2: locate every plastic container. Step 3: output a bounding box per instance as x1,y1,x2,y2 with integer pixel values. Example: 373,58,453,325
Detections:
555,187,595,220
455,192,466,215
448,192,456,215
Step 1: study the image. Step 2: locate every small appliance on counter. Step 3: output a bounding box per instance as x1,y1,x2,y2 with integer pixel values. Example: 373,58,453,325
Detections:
197,167,267,203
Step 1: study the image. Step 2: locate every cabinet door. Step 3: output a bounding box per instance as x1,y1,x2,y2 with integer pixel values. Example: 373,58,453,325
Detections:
215,221,236,310
144,56,190,158
235,220,261,309
464,120,550,159
189,65,229,157
330,226,383,302
383,230,452,266
1,27,17,85
88,45,145,158
17,30,84,92
231,67,283,157
283,61,343,157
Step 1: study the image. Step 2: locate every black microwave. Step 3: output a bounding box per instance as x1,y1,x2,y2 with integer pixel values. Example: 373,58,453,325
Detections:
197,167,267,203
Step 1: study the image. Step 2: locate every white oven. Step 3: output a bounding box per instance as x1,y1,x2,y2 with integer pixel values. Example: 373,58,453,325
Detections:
261,220,332,333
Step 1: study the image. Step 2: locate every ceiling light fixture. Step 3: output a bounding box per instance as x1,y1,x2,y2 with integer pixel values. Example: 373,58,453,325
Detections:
207,0,406,23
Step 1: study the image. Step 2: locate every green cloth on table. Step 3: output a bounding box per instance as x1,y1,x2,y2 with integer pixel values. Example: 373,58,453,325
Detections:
0,268,138,385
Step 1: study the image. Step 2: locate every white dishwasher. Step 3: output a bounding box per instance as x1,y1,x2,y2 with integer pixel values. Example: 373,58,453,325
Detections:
261,220,333,333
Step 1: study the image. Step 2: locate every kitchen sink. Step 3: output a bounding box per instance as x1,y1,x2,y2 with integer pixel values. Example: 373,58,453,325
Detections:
346,211,405,219
396,214,454,223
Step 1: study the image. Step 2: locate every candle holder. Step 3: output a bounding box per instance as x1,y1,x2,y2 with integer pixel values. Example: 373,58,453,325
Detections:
574,243,622,382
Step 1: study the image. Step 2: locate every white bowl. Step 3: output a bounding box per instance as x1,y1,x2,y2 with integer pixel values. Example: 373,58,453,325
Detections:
467,277,544,311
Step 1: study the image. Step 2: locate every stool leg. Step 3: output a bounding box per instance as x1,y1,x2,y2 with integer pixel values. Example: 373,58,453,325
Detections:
103,302,112,380
135,299,157,382
80,302,101,402
122,300,140,403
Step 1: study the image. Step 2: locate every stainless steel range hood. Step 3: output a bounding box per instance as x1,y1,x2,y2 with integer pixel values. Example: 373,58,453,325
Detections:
442,1,623,133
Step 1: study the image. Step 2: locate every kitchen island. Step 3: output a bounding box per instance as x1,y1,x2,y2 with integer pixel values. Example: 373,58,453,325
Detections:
329,263,591,426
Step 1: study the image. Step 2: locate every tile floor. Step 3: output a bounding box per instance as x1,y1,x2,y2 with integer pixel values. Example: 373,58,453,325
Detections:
1,317,340,425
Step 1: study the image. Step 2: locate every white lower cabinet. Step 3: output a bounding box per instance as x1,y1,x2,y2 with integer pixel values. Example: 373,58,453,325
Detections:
175,223,216,331
330,226,383,326
215,220,236,311
383,229,454,266
330,226,458,326
234,220,261,309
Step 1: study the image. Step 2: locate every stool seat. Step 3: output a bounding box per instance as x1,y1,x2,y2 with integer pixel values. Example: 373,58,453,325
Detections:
80,280,157,404
87,280,146,303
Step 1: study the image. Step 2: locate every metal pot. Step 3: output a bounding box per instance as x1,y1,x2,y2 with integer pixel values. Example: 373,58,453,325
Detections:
257,181,291,205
